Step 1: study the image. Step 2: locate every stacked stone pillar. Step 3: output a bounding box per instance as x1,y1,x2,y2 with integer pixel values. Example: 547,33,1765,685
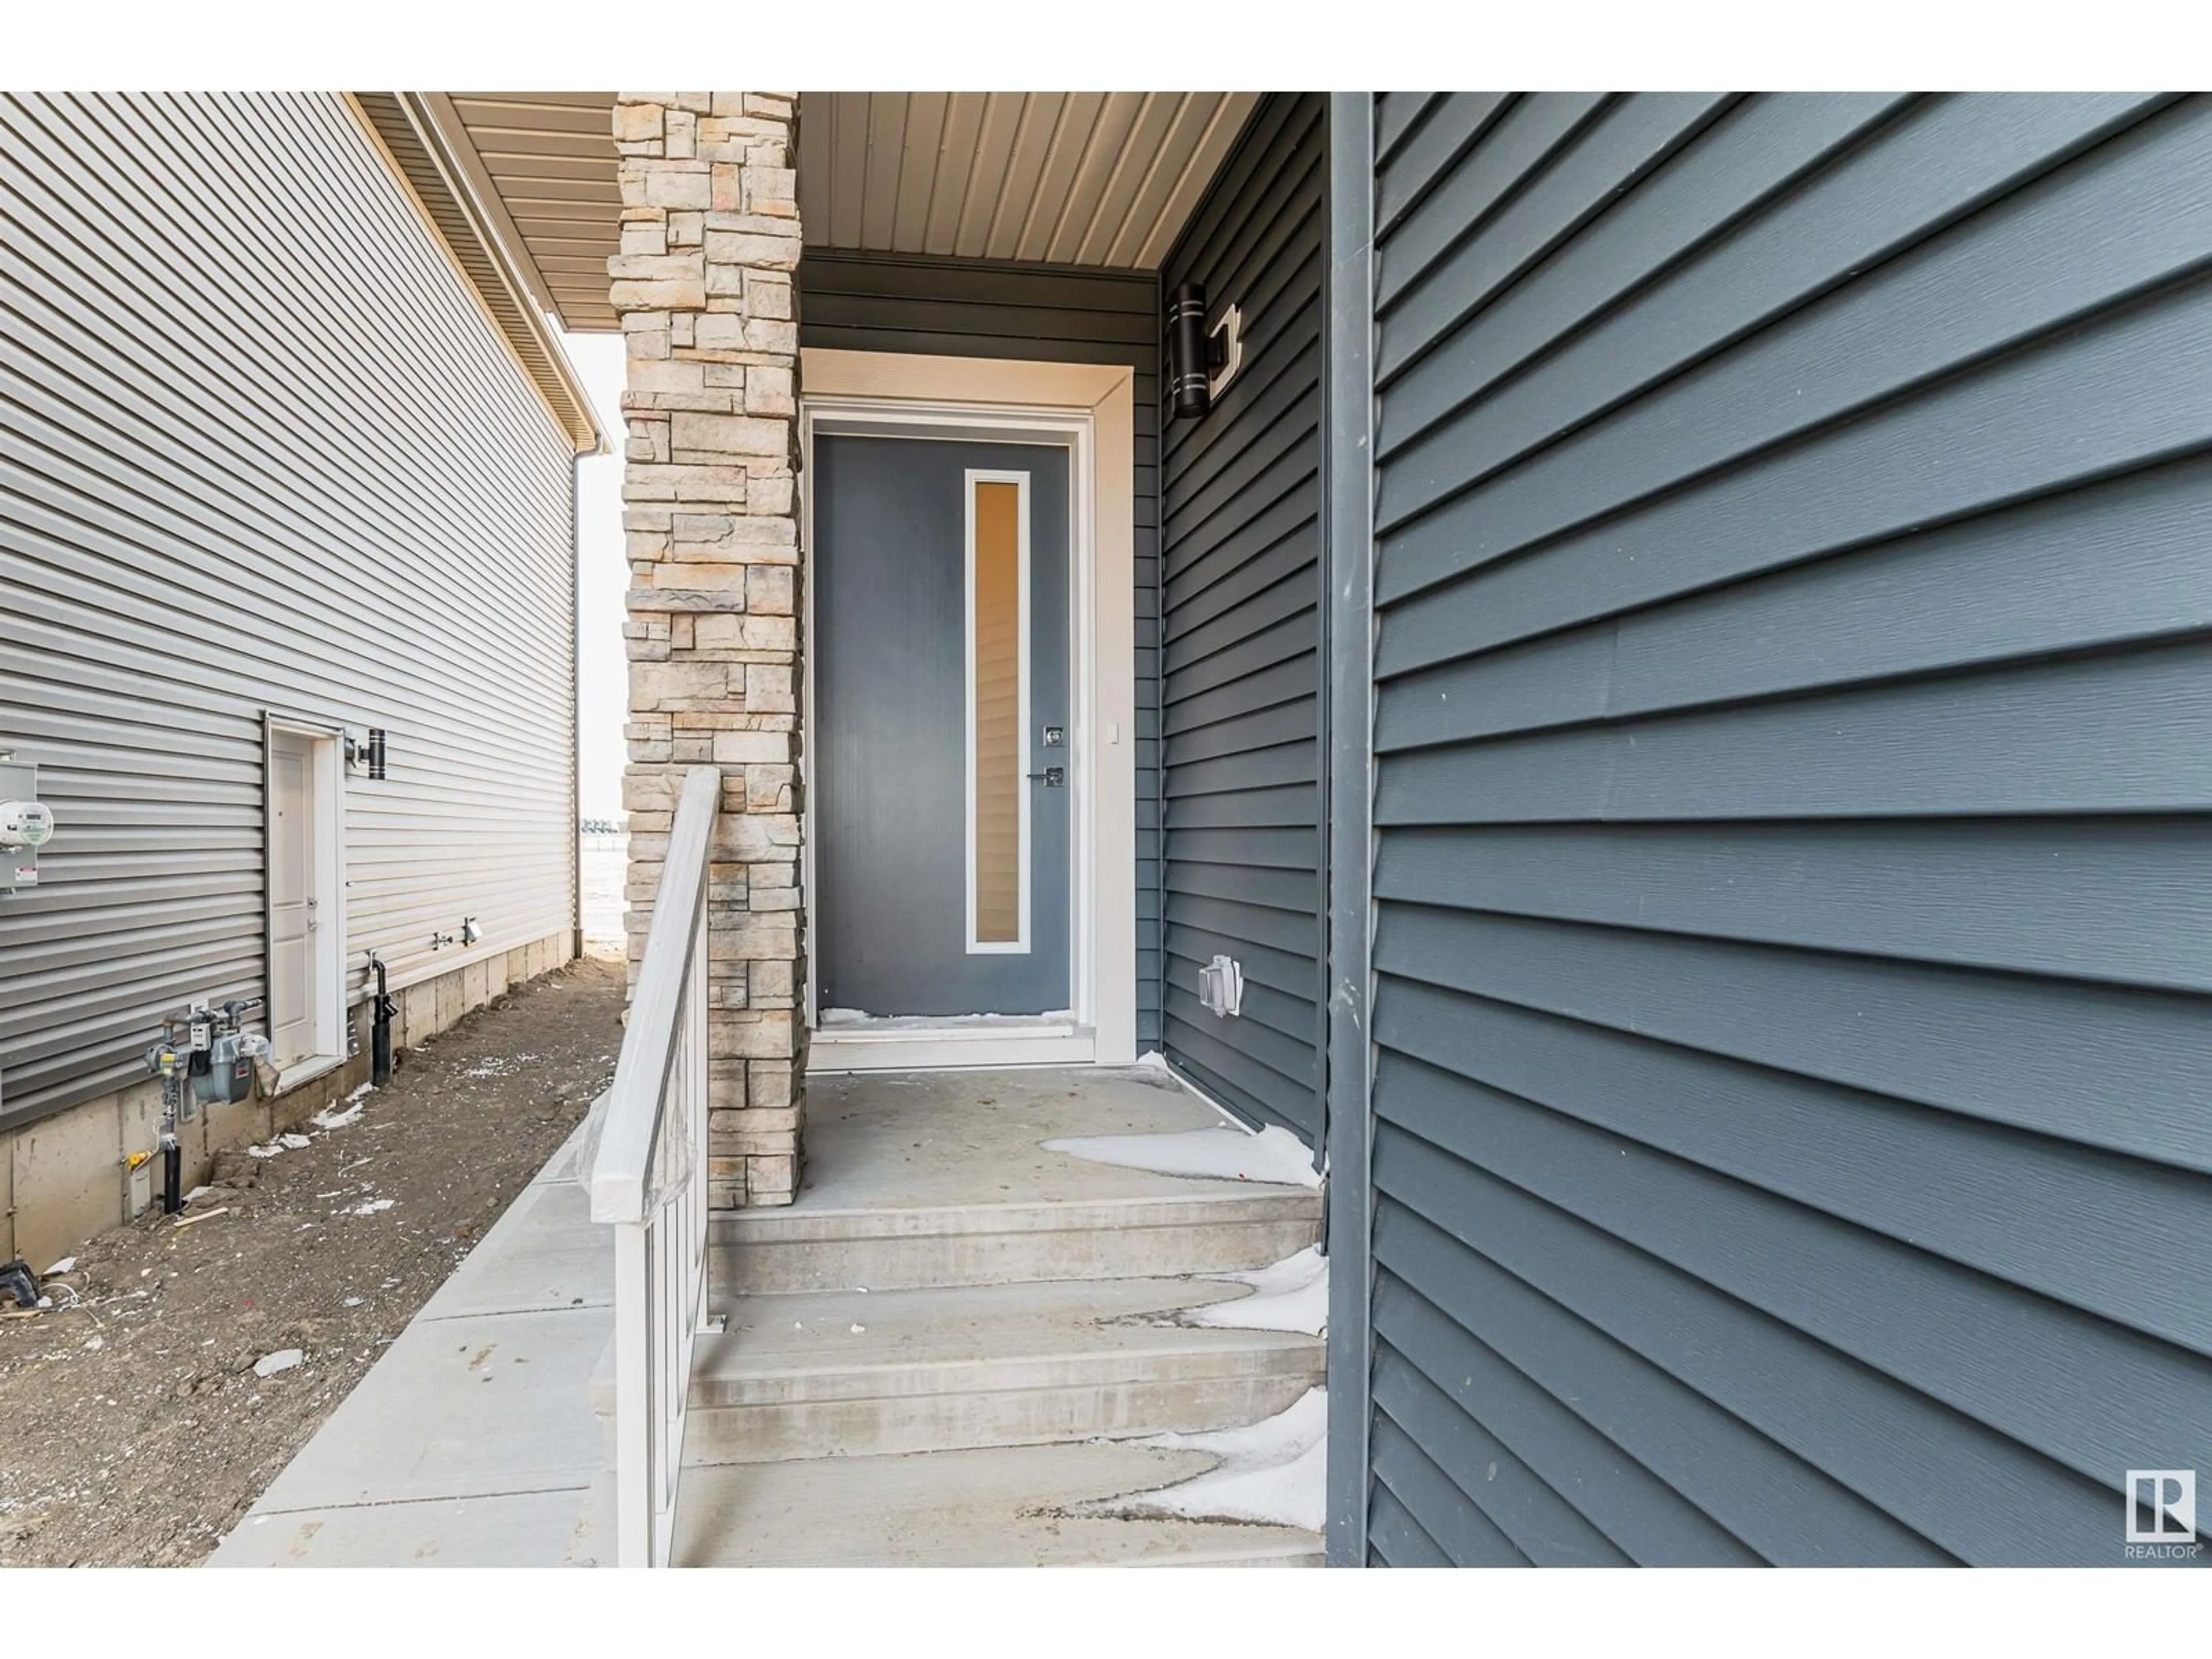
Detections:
609,93,804,1207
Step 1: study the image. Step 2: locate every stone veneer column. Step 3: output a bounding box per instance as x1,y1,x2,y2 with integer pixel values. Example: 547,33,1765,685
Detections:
609,92,804,1207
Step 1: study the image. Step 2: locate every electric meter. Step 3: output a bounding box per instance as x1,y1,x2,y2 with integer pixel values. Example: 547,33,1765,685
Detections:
0,756,48,894
0,800,54,850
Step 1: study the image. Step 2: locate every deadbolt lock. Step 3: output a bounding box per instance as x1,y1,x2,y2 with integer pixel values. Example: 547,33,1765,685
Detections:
1041,725,1065,747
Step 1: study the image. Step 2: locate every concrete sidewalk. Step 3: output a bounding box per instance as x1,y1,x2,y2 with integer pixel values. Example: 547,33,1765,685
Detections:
206,1129,609,1567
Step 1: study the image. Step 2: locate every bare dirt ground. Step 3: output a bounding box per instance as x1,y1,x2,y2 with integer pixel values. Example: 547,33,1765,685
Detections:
0,953,625,1567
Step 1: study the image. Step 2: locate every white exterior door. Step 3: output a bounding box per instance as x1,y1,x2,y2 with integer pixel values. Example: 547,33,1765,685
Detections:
267,729,317,1063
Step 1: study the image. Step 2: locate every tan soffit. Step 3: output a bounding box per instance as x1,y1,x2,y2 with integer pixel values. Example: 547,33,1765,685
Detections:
421,91,1258,338
796,93,1262,268
432,91,624,334
349,92,603,449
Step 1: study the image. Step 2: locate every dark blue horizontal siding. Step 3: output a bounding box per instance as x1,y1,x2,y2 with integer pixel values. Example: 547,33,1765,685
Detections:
1157,94,1327,1146
1363,90,2212,1566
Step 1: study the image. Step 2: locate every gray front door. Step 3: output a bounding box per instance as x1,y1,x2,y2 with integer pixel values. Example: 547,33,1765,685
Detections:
815,433,1071,1017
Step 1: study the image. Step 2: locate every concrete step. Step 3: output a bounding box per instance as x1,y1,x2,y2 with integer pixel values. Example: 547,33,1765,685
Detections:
668,1439,1324,1567
673,1276,1323,1463
709,1189,1320,1295
710,1065,1323,1294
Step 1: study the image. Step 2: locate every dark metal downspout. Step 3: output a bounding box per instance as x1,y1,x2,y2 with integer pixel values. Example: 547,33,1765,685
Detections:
1321,90,1377,1571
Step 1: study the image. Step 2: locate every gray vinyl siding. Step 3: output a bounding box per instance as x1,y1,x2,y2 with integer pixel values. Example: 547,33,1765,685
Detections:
797,248,1165,1046
0,92,578,1131
1157,94,1325,1145
1361,91,2212,1565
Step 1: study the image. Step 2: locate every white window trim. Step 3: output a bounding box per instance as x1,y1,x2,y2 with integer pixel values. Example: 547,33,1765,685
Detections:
963,467,1033,956
798,348,1139,1070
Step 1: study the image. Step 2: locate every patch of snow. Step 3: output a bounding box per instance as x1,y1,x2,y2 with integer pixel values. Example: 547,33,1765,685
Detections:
252,1349,303,1378
1041,1123,1321,1188
245,1142,284,1160
344,1081,376,1103
1091,1388,1327,1533
1190,1245,1327,1336
311,1100,367,1131
849,1323,866,1334
42,1256,76,1277
342,1296,364,1308
349,1198,396,1215
278,1132,312,1150
184,1185,215,1205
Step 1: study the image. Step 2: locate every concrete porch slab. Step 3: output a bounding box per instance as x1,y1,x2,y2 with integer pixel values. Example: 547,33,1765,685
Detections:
710,1070,1324,1293
768,1068,1286,1213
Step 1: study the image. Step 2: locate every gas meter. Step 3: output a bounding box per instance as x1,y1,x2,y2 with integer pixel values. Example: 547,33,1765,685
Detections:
0,754,51,894
143,998,270,1117
142,997,270,1214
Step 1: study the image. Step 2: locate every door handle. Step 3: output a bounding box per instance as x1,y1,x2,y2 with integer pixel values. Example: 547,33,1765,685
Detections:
1025,767,1066,787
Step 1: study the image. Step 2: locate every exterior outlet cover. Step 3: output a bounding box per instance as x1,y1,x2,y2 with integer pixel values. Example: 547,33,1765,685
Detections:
1199,953,1244,1018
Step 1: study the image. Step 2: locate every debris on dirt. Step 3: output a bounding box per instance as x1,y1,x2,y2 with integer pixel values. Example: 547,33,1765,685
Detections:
279,1133,312,1151
0,952,623,1567
171,1207,230,1230
0,1260,38,1311
349,1199,396,1216
310,1090,372,1132
252,1350,303,1379
44,1257,77,1277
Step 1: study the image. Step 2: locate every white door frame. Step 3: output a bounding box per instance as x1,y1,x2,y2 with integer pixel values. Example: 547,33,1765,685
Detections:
263,714,348,1081
799,348,1138,1072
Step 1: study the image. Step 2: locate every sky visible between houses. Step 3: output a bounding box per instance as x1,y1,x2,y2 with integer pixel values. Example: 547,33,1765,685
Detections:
568,331,630,820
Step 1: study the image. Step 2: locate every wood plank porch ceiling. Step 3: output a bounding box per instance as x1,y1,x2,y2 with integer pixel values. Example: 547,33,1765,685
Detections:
797,93,1261,271
426,92,1259,334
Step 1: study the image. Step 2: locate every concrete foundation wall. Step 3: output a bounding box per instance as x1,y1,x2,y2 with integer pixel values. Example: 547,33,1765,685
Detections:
0,929,577,1271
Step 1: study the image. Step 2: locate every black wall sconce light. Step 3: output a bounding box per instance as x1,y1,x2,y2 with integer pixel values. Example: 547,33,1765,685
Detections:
1167,282,1244,421
346,728,389,779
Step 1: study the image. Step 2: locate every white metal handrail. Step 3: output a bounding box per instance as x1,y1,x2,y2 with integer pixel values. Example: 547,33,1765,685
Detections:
588,764,720,1568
